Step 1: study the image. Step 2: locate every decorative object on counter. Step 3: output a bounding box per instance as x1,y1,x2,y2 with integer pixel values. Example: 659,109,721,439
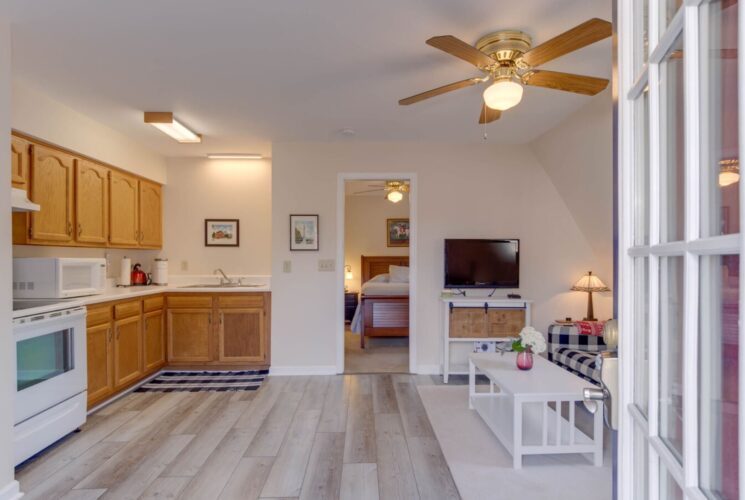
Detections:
290,214,319,251
135,370,268,392
153,258,168,285
119,256,132,287
130,263,152,286
386,218,410,247
570,270,610,321
511,326,547,371
205,219,240,247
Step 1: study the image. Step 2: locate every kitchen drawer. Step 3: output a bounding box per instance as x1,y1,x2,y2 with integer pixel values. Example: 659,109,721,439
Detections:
87,304,112,326
216,294,264,309
167,295,213,309
143,295,164,312
114,300,142,319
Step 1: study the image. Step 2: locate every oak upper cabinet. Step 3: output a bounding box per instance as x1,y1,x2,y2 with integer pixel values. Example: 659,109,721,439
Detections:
167,308,213,363
29,144,75,242
11,136,30,189
86,321,114,407
75,160,109,244
113,314,143,388
139,180,162,248
109,170,139,247
217,308,266,363
143,309,165,373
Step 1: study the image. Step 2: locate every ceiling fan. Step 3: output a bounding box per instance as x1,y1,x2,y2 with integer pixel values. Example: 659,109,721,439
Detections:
399,18,613,124
352,180,410,203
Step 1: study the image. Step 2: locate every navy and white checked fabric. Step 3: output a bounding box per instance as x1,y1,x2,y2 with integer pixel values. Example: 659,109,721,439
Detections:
547,324,611,385
135,370,268,392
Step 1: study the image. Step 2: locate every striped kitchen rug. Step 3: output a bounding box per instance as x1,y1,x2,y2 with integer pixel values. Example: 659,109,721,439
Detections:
135,370,268,393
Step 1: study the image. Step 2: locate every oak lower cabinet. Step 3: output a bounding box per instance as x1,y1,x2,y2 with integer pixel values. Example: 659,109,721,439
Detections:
167,309,213,363
143,309,166,373
86,321,114,406
218,308,266,363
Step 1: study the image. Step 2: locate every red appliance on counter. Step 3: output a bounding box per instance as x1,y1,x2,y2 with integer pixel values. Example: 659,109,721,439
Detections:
131,263,151,286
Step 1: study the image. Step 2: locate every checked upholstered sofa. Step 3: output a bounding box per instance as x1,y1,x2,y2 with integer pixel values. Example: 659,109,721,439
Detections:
547,322,614,386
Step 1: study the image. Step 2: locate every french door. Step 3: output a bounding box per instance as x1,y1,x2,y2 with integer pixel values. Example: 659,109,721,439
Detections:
617,0,742,498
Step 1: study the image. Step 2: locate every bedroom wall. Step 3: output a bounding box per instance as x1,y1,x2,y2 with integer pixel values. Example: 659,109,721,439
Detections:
271,142,612,374
344,194,409,292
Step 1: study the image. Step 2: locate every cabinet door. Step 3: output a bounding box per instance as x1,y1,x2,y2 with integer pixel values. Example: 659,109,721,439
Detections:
11,136,29,189
486,309,525,338
29,144,75,242
87,322,113,407
218,308,266,363
144,309,165,372
449,308,488,338
138,180,162,248
114,315,143,388
167,309,213,362
109,170,139,246
75,160,109,244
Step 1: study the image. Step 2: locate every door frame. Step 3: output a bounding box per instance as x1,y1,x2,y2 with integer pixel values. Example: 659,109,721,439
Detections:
335,172,418,374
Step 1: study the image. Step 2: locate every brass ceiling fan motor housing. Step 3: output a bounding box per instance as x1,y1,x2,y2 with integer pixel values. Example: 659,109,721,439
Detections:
475,30,533,67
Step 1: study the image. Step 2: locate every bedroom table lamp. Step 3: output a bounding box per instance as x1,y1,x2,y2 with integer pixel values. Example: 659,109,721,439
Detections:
344,265,353,292
571,271,610,321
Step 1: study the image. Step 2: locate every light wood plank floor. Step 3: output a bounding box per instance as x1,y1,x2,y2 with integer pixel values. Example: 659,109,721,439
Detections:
16,374,460,500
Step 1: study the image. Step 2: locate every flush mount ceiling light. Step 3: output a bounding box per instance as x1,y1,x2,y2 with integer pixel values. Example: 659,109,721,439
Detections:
207,153,264,160
719,158,740,187
144,112,201,143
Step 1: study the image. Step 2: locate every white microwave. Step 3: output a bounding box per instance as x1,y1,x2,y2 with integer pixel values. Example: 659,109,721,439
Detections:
13,257,107,298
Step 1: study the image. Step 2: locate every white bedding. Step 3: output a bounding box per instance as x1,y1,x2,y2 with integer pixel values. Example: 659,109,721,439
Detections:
350,281,409,333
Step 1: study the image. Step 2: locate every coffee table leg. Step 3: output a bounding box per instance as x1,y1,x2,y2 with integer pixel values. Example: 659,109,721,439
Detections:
513,397,522,469
468,358,475,409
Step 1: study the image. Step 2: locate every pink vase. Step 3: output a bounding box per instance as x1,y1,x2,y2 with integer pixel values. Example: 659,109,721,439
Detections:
516,348,534,371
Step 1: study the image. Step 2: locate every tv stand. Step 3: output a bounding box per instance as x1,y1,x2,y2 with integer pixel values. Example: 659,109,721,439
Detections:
441,296,532,383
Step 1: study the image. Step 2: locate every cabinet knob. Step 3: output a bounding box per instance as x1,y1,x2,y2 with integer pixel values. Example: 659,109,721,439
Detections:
77,223,82,237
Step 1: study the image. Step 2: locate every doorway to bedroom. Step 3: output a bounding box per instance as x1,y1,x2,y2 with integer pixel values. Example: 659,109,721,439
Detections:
341,178,412,373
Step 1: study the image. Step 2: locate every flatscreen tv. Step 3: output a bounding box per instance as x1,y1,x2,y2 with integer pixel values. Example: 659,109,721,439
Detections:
444,239,519,289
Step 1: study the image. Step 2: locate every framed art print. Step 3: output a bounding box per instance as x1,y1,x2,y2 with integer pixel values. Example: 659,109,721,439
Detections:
205,219,240,247
387,218,410,247
290,214,319,251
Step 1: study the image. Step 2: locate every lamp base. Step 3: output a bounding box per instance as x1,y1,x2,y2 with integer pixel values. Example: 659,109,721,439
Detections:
583,317,598,322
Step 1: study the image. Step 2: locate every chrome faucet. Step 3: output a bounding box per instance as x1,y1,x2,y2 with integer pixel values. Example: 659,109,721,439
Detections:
214,268,234,285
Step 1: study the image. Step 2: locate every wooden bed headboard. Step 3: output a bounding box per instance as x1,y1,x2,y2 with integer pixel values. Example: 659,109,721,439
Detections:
361,255,409,283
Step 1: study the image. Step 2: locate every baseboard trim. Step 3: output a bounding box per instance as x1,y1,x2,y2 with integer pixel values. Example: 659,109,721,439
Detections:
0,480,22,500
269,365,338,376
416,364,442,375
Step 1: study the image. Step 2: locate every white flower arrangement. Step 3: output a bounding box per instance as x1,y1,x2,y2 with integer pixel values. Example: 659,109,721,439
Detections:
511,326,547,354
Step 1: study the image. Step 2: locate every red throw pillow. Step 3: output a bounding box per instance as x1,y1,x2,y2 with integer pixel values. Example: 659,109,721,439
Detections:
574,320,606,336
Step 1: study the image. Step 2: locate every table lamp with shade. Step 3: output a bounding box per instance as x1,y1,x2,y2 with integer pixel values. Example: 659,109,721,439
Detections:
571,271,610,321
344,265,353,292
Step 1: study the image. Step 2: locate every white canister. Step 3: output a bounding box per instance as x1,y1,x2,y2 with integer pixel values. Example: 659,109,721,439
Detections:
153,258,168,285
119,257,131,287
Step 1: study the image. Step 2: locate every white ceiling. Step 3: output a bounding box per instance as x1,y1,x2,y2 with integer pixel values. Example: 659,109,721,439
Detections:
8,0,612,158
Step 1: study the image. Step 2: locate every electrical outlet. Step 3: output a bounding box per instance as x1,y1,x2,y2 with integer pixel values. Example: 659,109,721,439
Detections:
318,259,335,272
283,260,292,273
180,260,189,271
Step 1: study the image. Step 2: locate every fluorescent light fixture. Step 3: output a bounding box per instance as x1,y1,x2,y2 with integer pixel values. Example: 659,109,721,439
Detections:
144,112,201,143
207,153,264,160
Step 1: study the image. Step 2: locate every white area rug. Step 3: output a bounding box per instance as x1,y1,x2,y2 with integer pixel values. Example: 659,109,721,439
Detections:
417,385,612,500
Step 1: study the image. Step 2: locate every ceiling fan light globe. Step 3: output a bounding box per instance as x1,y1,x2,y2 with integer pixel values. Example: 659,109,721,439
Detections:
719,171,740,187
387,190,404,203
483,80,523,111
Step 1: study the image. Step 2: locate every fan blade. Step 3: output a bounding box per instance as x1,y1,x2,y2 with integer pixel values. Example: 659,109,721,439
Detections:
399,78,482,105
523,70,609,96
521,18,612,67
353,188,385,195
426,35,495,69
479,103,501,124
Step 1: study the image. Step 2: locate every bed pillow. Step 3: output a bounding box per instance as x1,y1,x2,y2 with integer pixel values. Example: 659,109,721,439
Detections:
368,273,390,283
389,265,410,283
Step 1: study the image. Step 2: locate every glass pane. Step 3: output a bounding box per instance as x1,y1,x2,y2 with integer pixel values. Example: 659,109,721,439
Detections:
699,255,740,499
634,90,651,246
634,0,650,75
661,36,685,242
634,257,650,414
700,0,740,237
634,425,650,499
16,329,73,391
662,0,683,30
661,461,685,499
659,256,684,459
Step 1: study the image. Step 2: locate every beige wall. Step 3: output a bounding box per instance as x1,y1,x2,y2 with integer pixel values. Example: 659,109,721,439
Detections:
162,157,272,276
271,142,612,373
0,16,20,499
344,194,409,292
530,91,614,290
12,80,167,183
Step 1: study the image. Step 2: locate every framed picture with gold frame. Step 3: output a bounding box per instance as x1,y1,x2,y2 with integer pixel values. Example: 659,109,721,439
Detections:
387,218,409,247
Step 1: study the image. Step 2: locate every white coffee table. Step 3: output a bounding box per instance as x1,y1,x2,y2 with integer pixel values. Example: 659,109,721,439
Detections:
468,352,603,469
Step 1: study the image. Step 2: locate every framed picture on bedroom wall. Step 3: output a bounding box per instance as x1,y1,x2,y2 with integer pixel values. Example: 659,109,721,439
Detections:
387,218,410,247
290,214,319,251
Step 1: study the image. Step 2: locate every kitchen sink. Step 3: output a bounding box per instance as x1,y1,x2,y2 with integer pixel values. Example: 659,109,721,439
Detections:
179,283,263,288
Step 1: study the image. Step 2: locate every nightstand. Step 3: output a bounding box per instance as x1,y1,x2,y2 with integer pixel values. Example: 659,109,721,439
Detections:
344,292,358,323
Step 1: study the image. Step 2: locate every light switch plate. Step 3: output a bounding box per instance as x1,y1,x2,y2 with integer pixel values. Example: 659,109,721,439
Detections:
318,259,335,272
283,260,292,273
